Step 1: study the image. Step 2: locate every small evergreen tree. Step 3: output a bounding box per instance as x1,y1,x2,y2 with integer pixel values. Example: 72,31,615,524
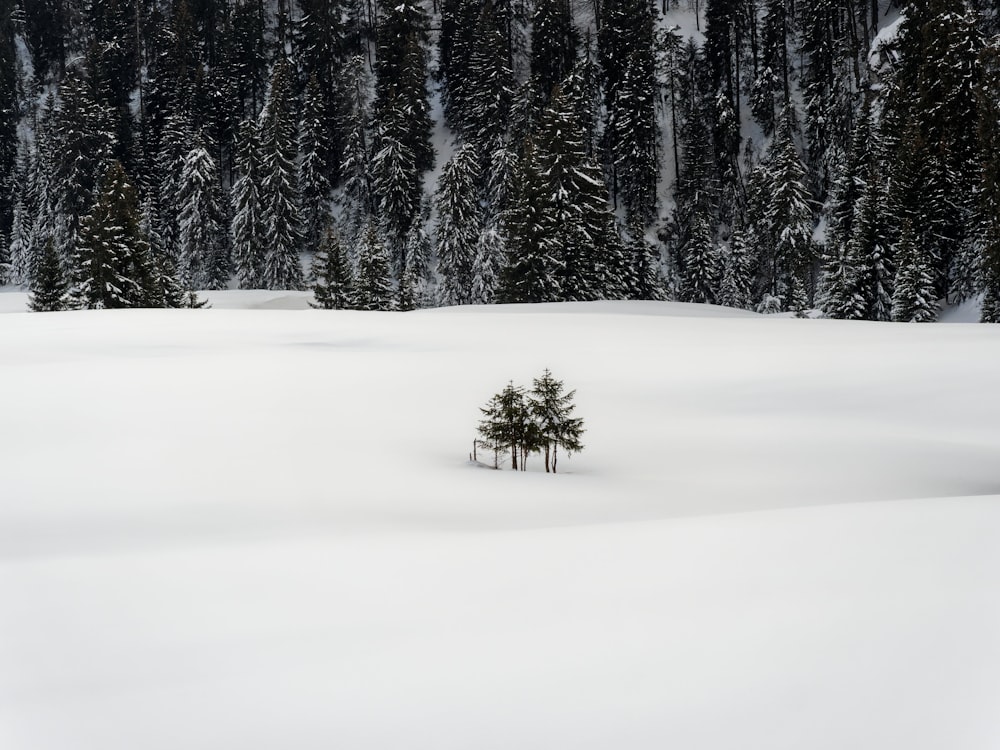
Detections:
891,221,939,323
528,368,584,473
718,227,754,310
355,221,394,311
310,227,355,310
28,238,68,312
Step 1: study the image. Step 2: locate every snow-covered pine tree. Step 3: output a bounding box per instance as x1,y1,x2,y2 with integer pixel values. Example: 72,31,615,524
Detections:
676,210,720,304
398,213,433,310
891,221,938,323
717,226,754,309
979,39,1000,323
28,239,68,312
371,124,420,261
69,161,157,309
471,224,505,304
310,226,355,310
299,74,333,258
500,140,561,303
534,89,627,301
761,113,815,310
260,56,304,290
7,152,34,286
141,196,195,309
52,68,117,270
154,111,196,265
440,0,481,129
374,0,434,172
354,221,394,311
847,166,893,321
339,56,375,241
599,0,657,223
531,0,578,101
435,144,482,306
625,224,666,301
177,144,229,290
231,117,266,288
463,10,516,151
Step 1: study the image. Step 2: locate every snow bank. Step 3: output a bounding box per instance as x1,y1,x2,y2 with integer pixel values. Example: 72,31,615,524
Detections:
1,300,999,750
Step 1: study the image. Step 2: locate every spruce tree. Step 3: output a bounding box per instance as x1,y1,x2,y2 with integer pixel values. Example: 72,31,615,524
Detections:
299,74,334,257
435,144,482,306
761,114,815,310
500,141,562,303
260,57,304,290
676,210,720,304
355,221,394,311
718,226,754,309
599,0,658,222
177,144,228,290
528,368,584,473
310,227,355,310
531,0,578,100
28,239,68,312
891,221,938,323
69,161,156,309
398,216,433,310
231,118,266,288
471,225,505,304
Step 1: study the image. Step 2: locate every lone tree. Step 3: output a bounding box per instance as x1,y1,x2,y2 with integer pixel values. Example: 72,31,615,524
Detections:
529,368,584,473
476,370,584,472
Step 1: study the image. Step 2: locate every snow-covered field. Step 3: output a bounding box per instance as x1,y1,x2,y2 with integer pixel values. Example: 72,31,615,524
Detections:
1,294,999,750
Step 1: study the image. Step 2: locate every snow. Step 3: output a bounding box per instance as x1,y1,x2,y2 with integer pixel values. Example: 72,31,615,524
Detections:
1,296,1000,750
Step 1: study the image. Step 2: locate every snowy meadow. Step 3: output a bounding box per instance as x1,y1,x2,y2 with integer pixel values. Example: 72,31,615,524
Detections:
1,295,999,750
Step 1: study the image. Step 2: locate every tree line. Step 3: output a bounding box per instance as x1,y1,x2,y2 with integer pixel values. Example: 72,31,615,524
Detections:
1,1,1000,321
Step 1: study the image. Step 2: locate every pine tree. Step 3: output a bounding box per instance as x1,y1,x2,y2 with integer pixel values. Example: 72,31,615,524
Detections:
355,221,394,311
260,57,304,290
374,0,434,172
300,74,333,257
69,161,157,309
979,39,1000,322
310,227,355,310
891,221,938,323
676,210,720,304
177,144,228,290
531,0,577,100
52,68,117,269
500,141,562,303
371,126,420,259
340,57,375,239
463,10,516,150
625,223,666,301
528,368,584,473
435,144,482,306
231,118,266,288
599,0,658,222
761,114,815,310
28,239,68,312
718,226,754,309
534,90,627,301
471,225,505,304
477,381,536,471
398,216,433,310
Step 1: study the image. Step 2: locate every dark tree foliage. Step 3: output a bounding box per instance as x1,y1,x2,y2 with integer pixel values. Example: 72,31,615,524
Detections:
4,0,1000,321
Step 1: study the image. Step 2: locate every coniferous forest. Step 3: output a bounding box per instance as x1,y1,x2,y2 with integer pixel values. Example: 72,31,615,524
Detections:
2,0,1000,321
